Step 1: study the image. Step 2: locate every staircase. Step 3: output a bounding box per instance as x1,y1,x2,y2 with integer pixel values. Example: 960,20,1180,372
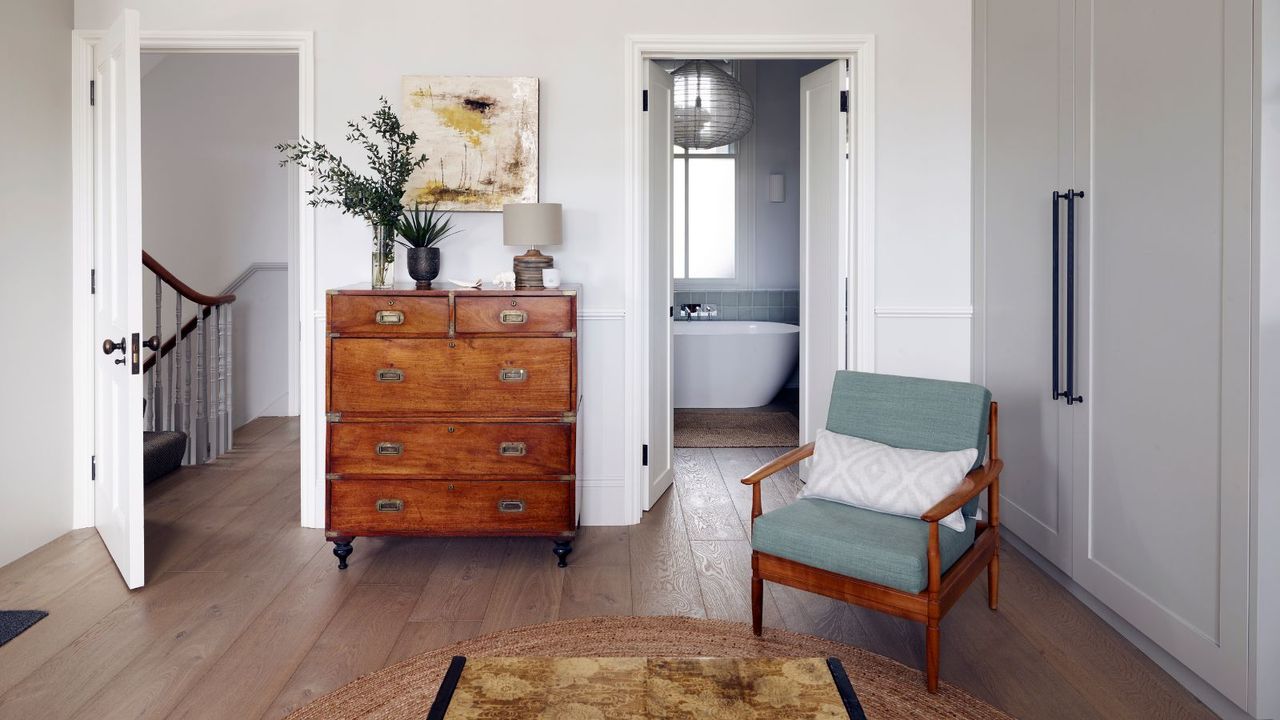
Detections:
141,250,237,480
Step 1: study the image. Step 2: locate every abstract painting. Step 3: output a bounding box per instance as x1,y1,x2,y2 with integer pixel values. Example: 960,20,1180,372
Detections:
401,75,538,212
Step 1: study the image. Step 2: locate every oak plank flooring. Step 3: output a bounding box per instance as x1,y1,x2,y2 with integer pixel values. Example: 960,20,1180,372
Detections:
0,417,1217,720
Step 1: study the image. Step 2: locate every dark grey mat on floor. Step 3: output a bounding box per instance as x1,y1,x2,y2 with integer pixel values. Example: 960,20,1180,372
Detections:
144,430,188,484
0,610,48,646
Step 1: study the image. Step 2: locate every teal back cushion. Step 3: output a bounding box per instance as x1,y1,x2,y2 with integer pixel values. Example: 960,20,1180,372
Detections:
825,371,992,516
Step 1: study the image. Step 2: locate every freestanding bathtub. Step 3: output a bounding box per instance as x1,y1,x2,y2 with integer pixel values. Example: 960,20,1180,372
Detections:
673,321,799,408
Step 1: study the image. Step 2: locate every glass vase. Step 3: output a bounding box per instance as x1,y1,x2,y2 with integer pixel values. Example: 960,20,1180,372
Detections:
371,222,396,289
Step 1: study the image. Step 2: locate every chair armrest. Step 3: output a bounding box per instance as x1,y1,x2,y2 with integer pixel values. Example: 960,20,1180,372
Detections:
920,458,1004,523
741,442,815,485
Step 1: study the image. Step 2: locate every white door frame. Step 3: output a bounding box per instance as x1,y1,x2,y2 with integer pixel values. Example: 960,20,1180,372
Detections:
622,34,876,522
70,30,319,528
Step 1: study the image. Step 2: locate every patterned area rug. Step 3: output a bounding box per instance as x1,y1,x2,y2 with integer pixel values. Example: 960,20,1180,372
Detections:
674,409,799,448
288,616,1012,720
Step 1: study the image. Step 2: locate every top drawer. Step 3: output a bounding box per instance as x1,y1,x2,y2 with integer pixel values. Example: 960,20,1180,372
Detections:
455,296,572,334
330,294,448,335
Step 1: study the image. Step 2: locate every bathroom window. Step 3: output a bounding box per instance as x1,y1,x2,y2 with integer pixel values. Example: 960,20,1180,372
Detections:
673,144,737,280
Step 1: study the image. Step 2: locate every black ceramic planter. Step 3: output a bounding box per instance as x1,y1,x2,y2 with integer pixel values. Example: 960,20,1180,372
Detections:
407,246,440,288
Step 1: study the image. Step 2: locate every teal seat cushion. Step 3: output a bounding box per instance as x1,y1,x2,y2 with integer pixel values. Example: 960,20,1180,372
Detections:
752,498,976,594
826,371,991,517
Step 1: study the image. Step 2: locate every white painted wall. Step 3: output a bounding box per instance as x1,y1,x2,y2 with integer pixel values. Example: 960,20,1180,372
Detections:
751,59,827,291
73,0,974,525
1255,3,1280,717
0,0,74,567
140,53,297,428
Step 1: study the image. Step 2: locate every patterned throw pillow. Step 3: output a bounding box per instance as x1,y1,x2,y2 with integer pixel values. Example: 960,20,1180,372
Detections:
799,429,977,532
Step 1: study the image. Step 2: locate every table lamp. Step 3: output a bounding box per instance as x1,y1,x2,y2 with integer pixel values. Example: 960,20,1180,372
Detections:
503,203,562,289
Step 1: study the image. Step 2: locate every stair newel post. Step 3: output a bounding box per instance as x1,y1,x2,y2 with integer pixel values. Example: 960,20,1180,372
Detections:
177,294,190,464
195,305,206,464
225,303,234,450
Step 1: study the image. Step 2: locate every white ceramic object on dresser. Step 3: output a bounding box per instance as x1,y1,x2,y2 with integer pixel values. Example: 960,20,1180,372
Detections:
673,321,798,409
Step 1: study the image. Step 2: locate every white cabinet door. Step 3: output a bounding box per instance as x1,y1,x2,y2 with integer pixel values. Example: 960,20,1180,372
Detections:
977,0,1079,572
1074,0,1253,704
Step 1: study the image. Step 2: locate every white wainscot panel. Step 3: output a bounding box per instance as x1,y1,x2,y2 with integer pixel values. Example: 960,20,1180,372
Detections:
577,310,628,526
873,309,972,382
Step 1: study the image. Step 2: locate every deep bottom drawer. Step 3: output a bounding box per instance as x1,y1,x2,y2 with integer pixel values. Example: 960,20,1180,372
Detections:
328,479,573,535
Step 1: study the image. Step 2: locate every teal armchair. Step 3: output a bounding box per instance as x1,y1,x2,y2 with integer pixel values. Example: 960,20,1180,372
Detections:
743,371,1003,692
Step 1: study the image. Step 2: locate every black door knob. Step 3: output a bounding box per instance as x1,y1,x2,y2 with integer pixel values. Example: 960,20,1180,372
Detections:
143,335,160,351
102,337,125,355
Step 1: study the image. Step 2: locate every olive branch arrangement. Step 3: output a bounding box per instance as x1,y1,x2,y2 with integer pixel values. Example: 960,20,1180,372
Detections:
276,97,429,228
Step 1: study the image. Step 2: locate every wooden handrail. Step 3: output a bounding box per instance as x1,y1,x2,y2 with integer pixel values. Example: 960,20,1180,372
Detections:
142,250,236,306
142,305,215,373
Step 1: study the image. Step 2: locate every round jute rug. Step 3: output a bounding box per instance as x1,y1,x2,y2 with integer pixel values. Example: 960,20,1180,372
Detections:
288,616,1011,719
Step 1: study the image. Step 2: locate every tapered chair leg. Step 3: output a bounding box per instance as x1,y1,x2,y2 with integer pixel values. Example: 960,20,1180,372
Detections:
988,551,1000,611
926,621,940,693
751,575,764,636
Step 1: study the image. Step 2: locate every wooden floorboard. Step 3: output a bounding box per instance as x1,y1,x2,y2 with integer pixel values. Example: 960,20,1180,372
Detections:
0,417,1218,720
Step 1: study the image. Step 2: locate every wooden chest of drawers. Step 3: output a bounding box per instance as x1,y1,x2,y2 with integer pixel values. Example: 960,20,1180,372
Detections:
324,284,581,569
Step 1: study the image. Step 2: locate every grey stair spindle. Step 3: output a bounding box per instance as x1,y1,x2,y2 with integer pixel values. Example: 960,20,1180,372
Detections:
215,304,226,458
195,306,206,464
226,303,234,450
153,274,163,430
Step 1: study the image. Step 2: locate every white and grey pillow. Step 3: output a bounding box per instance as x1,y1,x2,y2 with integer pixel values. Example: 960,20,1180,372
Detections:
799,429,977,532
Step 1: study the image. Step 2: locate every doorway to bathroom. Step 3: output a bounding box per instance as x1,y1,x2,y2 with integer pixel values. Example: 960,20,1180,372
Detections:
625,36,874,516
667,59,824,451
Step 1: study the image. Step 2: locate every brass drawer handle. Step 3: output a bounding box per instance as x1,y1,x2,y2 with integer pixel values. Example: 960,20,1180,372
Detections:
376,368,404,383
499,441,527,457
499,367,527,383
498,500,525,513
500,310,528,324
375,442,403,456
375,310,404,325
376,498,404,513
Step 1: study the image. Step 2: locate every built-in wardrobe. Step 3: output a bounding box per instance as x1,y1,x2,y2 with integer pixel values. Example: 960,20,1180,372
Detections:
975,0,1260,714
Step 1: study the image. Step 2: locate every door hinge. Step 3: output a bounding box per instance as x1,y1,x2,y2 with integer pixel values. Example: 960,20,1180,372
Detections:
91,455,96,481
89,80,95,107
669,305,673,318
90,268,96,294
642,89,649,112
840,90,849,113
642,444,649,467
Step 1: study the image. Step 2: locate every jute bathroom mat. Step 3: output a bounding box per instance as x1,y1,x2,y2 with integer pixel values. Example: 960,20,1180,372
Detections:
674,409,799,447
287,616,1012,720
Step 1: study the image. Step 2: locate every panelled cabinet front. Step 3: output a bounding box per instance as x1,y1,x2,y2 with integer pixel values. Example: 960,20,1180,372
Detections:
978,0,1255,709
324,285,581,569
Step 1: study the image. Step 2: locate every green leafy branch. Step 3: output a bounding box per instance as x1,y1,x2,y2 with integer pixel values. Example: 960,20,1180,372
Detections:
276,98,429,227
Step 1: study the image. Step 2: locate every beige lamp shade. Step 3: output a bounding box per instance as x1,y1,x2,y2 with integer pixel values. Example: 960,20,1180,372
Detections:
503,203,563,247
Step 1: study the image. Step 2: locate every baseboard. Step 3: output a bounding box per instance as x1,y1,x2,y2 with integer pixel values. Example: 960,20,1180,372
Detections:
1002,531,1260,720
579,477,627,526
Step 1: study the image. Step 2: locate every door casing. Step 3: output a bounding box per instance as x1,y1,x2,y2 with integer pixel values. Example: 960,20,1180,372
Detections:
69,29,319,529
622,35,876,521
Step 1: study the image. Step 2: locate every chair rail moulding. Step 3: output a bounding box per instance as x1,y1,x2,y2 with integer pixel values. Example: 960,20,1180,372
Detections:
623,34,876,524
68,29,317,528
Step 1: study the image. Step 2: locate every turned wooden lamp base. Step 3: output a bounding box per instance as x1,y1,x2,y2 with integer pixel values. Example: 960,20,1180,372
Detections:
513,247,554,290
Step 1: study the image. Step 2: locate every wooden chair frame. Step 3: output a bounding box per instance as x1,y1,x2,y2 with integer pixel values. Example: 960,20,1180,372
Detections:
744,402,1002,693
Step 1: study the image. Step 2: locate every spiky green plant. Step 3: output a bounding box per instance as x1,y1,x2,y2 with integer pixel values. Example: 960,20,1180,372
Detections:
275,97,428,227
395,202,462,249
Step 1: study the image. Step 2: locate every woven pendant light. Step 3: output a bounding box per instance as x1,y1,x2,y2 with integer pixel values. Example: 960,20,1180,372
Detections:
672,60,754,149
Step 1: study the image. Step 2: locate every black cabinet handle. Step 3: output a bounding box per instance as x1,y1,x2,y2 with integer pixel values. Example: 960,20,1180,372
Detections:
1053,189,1085,405
1052,191,1062,401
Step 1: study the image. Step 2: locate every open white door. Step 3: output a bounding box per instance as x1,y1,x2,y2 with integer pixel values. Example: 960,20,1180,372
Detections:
93,9,146,589
644,61,675,509
798,61,848,453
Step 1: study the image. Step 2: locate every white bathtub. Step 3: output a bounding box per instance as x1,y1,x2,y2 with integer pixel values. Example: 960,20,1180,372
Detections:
673,321,799,408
